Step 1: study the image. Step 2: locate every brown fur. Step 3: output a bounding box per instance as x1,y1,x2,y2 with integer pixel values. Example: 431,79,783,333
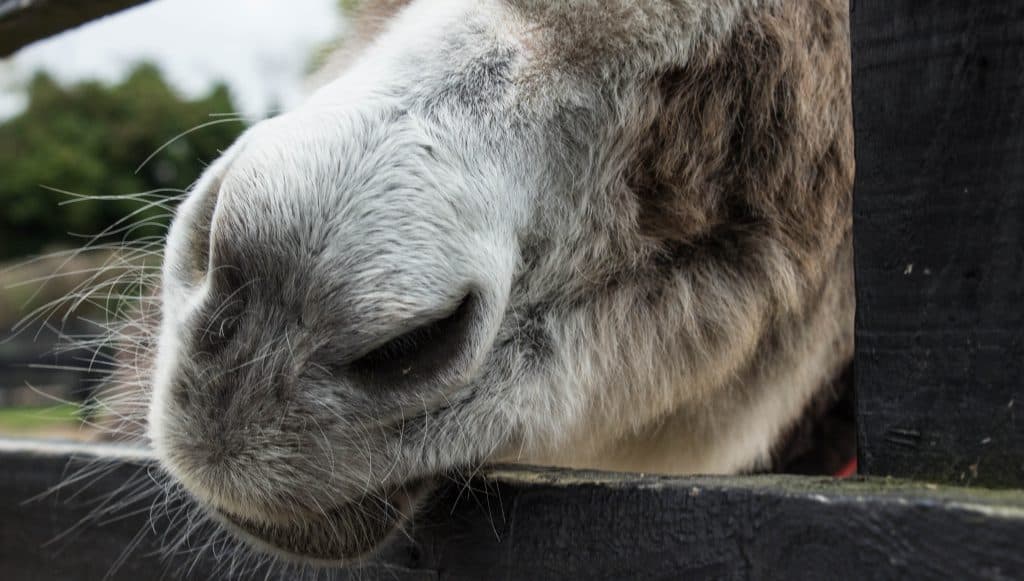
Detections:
309,0,414,84
344,0,413,53
635,1,854,472
629,1,852,283
496,0,855,472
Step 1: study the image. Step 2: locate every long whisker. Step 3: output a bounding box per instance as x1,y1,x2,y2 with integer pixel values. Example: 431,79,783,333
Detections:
134,118,246,175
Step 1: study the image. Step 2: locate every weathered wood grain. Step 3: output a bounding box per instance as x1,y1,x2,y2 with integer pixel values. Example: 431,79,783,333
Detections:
852,1,1024,487
0,0,150,56
2,439,1022,580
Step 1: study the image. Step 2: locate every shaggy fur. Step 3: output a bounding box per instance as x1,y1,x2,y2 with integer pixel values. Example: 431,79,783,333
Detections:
138,0,853,564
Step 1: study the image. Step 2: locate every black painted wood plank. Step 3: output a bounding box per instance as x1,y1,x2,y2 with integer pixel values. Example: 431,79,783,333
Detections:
0,0,150,56
2,440,1023,580
852,1,1024,486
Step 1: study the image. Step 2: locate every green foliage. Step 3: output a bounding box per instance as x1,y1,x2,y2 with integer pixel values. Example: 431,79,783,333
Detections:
0,64,247,259
0,404,81,433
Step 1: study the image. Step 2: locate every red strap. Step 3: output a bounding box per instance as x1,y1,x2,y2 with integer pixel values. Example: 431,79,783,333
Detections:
834,457,857,478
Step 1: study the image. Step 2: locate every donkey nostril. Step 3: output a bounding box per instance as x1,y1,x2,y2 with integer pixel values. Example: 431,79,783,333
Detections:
347,293,478,388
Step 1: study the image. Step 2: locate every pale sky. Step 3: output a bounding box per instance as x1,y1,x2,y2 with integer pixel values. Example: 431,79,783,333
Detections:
0,0,345,120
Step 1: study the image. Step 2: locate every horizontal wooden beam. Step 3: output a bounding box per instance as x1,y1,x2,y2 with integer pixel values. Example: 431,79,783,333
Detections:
0,0,150,56
2,439,1022,580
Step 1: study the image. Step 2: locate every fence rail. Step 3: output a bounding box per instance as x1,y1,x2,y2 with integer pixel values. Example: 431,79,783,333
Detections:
2,438,1023,580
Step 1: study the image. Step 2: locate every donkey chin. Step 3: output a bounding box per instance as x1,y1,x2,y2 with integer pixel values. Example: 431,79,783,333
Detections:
144,0,855,565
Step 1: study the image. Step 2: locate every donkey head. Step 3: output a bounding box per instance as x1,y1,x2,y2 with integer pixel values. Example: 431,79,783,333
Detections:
146,0,854,564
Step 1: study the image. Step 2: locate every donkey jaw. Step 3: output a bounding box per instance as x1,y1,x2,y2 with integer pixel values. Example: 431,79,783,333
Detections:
212,478,434,565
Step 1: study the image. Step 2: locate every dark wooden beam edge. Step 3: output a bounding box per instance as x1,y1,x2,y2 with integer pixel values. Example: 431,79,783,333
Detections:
0,0,151,57
2,438,1022,580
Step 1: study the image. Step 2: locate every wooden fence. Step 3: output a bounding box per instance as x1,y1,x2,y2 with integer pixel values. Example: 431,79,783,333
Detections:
0,322,110,407
1,1,1022,579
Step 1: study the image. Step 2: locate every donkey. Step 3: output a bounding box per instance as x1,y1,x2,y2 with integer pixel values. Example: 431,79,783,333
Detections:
135,0,853,564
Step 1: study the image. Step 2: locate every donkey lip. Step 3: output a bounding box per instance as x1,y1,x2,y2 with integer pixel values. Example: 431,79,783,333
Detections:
213,478,432,564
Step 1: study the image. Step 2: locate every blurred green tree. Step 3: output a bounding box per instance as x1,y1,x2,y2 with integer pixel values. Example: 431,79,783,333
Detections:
0,64,246,259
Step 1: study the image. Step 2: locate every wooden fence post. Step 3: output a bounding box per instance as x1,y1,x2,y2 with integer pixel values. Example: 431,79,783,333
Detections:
852,1,1024,487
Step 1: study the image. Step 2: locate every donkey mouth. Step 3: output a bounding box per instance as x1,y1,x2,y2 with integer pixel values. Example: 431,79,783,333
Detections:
213,478,432,564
